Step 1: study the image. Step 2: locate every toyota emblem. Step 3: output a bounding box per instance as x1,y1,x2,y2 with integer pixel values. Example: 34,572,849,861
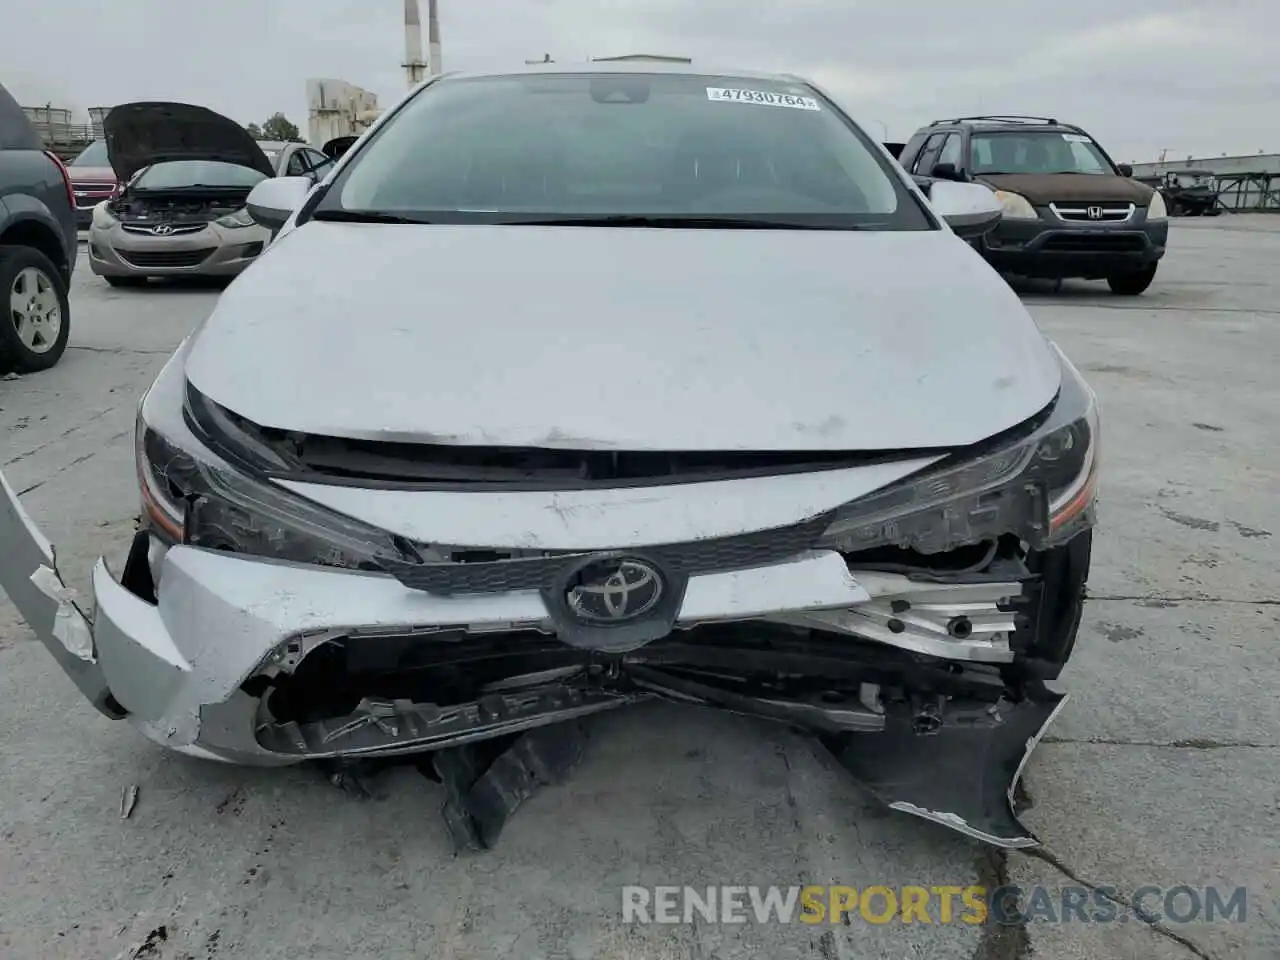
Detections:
565,558,664,624
151,223,174,235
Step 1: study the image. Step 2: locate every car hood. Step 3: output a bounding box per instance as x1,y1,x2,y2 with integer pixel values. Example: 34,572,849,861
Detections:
103,101,275,182
977,173,1155,205
68,165,117,183
183,222,1062,452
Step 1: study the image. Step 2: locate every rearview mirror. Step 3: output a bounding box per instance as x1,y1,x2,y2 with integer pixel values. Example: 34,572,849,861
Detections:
1117,163,1134,177
927,181,1003,239
246,176,313,231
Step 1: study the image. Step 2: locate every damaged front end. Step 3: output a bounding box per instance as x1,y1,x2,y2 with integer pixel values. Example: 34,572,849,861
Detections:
0,343,1097,849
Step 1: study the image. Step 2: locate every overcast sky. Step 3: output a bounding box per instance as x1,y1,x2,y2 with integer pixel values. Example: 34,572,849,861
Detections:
4,0,1276,162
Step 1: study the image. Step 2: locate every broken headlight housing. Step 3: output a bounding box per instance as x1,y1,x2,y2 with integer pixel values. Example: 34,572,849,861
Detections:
135,410,403,570
818,344,1098,555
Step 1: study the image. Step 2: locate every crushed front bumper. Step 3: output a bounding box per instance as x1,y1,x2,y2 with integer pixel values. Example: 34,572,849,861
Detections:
0,468,1088,847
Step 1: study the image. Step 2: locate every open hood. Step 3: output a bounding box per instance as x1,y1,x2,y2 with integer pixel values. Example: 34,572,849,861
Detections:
103,101,275,182
976,172,1154,206
322,135,358,159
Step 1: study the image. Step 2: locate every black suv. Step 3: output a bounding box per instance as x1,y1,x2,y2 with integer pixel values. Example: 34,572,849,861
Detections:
898,116,1167,295
0,81,76,371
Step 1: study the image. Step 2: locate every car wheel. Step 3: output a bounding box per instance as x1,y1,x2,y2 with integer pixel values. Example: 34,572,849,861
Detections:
105,275,147,287
1106,265,1158,296
0,245,71,373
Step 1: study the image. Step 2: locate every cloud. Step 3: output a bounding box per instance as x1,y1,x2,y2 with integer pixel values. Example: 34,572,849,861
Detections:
1,0,1275,160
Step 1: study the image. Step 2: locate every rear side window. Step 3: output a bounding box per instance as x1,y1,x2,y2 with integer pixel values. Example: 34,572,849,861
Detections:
0,83,42,151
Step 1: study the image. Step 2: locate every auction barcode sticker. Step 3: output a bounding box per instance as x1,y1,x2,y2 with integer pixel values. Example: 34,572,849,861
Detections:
706,87,821,110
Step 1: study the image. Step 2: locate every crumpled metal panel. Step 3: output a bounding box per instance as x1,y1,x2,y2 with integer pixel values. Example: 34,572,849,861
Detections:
0,471,116,716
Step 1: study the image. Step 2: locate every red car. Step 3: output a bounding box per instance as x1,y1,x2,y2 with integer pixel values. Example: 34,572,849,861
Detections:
67,140,119,228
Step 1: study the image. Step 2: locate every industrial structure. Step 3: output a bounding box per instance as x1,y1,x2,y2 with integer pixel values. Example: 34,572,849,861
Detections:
403,0,442,89
1130,152,1280,212
19,103,112,160
306,79,381,149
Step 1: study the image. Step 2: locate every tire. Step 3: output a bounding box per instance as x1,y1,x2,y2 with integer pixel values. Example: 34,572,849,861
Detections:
1106,265,1158,296
105,275,147,287
0,245,71,373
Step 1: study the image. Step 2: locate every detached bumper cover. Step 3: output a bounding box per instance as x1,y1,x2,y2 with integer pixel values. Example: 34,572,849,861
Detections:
1,468,1081,847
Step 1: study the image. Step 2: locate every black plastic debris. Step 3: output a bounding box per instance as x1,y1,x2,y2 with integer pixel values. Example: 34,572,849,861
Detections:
432,721,588,851
825,685,1066,848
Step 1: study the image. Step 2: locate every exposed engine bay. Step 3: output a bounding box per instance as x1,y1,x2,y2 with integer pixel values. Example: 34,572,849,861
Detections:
106,188,251,227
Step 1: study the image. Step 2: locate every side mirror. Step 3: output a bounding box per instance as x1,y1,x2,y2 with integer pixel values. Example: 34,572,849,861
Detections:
1117,164,1134,178
928,181,1003,239
930,161,966,182
246,176,313,231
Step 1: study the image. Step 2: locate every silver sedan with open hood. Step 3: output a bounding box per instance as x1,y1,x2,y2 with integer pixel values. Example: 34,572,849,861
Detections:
87,102,276,284
1,64,1099,852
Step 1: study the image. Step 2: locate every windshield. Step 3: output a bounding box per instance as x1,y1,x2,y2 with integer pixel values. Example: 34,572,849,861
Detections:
72,140,109,166
320,72,931,230
133,160,267,190
971,132,1115,175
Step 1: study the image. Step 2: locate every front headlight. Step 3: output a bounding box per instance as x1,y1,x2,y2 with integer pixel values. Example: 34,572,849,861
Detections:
91,202,117,229
215,208,256,229
993,190,1039,220
1146,191,1168,221
135,407,406,570
818,345,1098,555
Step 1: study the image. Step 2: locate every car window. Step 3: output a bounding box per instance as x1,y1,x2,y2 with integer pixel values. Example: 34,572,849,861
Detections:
911,133,947,174
324,72,933,230
133,161,268,190
936,134,963,170
971,132,1115,175
72,140,110,166
286,151,308,176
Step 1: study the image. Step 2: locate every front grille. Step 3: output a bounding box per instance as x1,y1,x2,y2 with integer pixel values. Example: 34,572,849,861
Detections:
1041,234,1146,252
121,222,208,236
381,512,835,595
116,247,214,268
1049,202,1135,223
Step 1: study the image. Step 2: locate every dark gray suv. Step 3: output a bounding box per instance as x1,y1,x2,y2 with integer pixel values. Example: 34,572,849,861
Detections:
0,81,76,371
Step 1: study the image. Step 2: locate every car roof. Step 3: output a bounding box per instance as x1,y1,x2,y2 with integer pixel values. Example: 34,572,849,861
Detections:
431,61,806,84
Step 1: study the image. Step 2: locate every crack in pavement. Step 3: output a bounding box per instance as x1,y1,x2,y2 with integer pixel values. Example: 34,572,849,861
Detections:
1087,593,1280,606
4,404,125,466
1017,847,1218,960
1031,303,1280,316
970,846,1030,960
1041,736,1276,750
68,345,175,356
15,430,130,496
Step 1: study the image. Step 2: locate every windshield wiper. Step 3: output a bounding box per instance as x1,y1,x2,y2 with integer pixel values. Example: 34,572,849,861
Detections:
311,209,430,224
494,215,858,230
